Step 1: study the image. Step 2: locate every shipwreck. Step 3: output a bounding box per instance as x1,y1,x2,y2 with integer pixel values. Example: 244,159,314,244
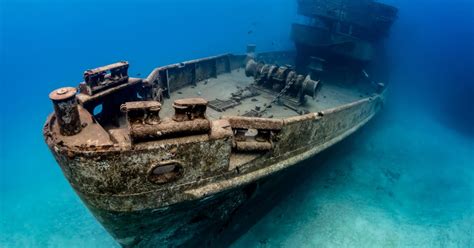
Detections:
43,0,397,247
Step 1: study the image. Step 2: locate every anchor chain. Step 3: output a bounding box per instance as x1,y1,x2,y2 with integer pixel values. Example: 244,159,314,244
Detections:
257,73,298,115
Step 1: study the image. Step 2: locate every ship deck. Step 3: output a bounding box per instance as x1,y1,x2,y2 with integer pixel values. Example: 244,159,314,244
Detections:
102,68,374,147
158,69,370,120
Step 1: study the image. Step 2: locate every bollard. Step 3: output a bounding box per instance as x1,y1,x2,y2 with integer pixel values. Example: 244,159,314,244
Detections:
172,98,208,122
49,87,82,136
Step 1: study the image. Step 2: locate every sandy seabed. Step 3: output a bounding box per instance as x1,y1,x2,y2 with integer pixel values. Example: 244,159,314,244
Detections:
232,108,474,248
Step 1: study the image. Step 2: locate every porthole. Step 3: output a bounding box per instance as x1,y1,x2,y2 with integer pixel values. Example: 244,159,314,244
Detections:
93,104,103,116
148,160,183,185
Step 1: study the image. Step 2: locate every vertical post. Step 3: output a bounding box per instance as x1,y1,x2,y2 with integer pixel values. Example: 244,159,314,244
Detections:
246,44,256,64
49,87,82,136
246,44,256,55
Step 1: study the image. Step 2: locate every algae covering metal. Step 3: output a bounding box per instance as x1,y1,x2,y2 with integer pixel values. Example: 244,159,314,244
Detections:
43,51,384,246
42,5,396,240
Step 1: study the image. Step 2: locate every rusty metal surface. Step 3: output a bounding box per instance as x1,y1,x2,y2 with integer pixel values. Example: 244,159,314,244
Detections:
172,98,208,122
43,51,385,247
121,101,162,126
81,61,129,96
130,119,211,142
85,168,296,247
49,87,77,101
49,87,82,136
234,140,273,152
120,101,162,112
44,90,382,208
76,78,143,106
223,116,283,130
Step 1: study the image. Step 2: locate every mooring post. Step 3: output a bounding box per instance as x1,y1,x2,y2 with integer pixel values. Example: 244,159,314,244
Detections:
49,87,82,136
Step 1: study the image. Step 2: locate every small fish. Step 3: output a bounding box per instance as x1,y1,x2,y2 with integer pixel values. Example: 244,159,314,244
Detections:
362,69,369,78
247,30,253,34
136,73,141,76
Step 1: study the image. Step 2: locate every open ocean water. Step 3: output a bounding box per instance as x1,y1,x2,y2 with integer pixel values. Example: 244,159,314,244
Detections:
0,0,473,247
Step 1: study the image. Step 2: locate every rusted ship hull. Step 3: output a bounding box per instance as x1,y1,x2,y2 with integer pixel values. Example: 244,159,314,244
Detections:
43,0,396,245
83,162,301,247
44,68,383,246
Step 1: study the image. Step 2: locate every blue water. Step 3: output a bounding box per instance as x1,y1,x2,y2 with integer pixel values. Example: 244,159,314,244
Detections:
0,0,473,247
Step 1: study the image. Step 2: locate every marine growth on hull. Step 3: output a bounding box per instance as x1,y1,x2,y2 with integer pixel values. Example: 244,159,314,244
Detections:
46,48,382,149
42,0,397,246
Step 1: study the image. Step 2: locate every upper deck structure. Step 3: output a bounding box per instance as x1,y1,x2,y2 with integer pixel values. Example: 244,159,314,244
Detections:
293,0,397,63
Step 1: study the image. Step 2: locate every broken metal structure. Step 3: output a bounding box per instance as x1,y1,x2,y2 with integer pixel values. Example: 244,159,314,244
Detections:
293,0,397,65
43,51,386,247
43,0,397,247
